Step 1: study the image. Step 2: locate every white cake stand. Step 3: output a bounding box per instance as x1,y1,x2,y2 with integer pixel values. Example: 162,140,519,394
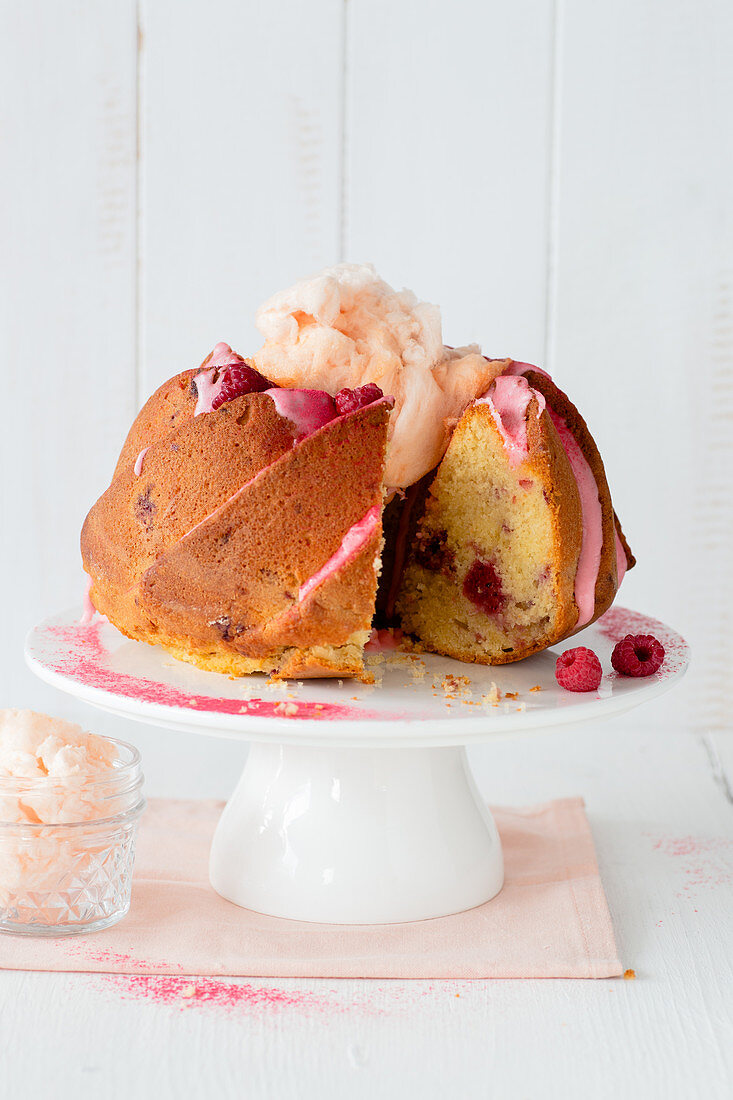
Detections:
25,607,688,925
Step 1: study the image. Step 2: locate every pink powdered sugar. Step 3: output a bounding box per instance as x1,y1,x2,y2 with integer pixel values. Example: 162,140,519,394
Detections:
595,606,689,680
103,973,329,1012
36,622,389,721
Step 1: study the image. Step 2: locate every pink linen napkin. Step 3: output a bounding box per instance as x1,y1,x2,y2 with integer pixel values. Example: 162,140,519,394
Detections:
0,797,621,979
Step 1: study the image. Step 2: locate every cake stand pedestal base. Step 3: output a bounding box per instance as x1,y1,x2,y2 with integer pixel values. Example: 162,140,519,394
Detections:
209,742,504,924
26,607,689,926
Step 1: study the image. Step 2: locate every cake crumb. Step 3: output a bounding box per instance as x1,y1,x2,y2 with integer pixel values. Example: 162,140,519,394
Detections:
181,984,197,999
265,676,287,692
623,968,636,981
274,701,299,717
441,674,471,699
481,683,502,706
504,691,518,700
529,685,542,692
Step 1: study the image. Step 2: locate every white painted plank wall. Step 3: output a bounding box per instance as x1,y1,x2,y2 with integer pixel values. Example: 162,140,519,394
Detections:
345,0,555,363
138,0,344,393
0,1,138,725
549,0,733,737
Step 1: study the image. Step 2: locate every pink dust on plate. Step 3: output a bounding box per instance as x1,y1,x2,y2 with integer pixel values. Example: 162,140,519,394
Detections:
33,621,393,721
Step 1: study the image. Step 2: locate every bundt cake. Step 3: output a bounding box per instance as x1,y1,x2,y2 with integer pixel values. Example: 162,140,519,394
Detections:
81,264,633,679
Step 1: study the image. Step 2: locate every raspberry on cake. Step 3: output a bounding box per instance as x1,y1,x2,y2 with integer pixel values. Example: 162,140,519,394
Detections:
81,265,634,679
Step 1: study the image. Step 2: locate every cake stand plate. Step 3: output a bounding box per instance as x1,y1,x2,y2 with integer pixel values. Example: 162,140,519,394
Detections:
26,607,688,924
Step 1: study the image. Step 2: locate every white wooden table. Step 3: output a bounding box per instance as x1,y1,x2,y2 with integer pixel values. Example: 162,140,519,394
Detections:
1,696,731,1100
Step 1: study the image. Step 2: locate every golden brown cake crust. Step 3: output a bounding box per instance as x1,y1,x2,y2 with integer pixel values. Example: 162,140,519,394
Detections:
82,344,633,679
83,380,390,679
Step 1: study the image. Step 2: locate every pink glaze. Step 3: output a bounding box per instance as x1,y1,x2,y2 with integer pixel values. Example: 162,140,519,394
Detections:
193,342,246,415
497,360,610,625
548,410,603,627
480,375,546,468
299,505,381,602
614,529,627,586
79,578,96,624
133,447,149,476
365,627,403,652
501,359,551,379
265,388,338,440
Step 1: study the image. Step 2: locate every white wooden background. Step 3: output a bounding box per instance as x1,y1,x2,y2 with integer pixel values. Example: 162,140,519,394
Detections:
1,1,732,1097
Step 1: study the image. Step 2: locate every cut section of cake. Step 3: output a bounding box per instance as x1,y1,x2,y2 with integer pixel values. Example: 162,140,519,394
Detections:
81,343,392,679
393,364,633,664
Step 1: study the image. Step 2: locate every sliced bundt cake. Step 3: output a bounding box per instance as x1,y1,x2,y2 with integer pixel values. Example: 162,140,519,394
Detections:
82,343,392,679
81,265,634,679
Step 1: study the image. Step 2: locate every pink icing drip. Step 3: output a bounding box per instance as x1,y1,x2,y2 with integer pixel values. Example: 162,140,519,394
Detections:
548,410,603,627
496,359,610,623
481,375,546,468
133,447,149,476
265,389,337,440
80,578,96,624
298,505,380,602
193,343,245,416
614,529,627,586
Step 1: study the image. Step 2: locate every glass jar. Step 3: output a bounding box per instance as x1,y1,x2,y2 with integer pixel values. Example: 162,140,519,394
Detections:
0,738,145,935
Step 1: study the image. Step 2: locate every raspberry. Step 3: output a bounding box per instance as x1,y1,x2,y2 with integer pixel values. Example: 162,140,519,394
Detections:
414,529,455,576
611,634,665,677
211,363,272,410
463,558,505,615
555,647,603,692
334,383,384,416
